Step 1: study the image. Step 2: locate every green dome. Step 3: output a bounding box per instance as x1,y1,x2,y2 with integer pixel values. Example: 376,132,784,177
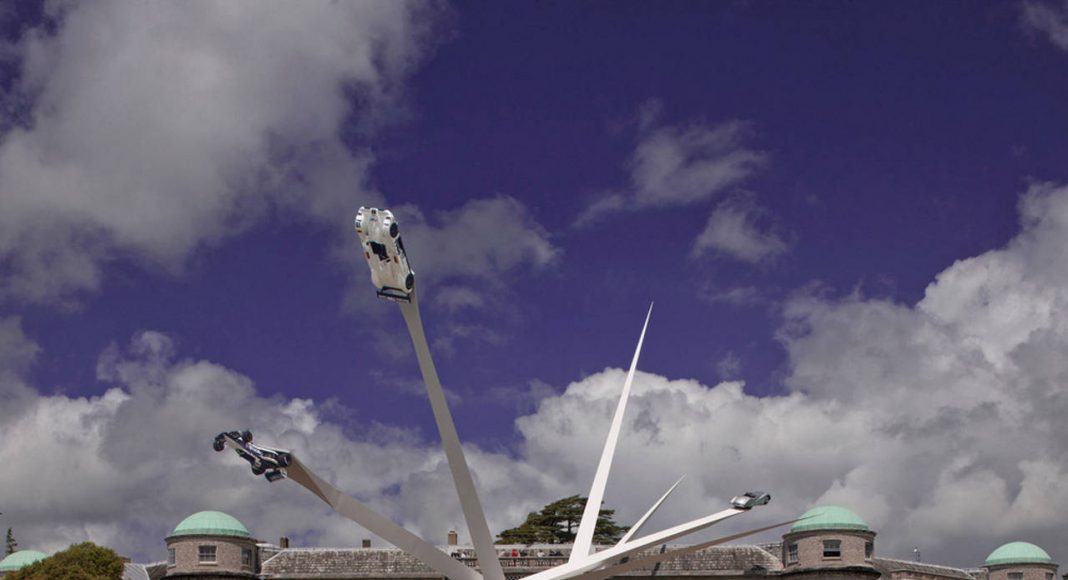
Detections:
791,505,870,533
172,510,250,538
985,542,1053,567
0,550,47,571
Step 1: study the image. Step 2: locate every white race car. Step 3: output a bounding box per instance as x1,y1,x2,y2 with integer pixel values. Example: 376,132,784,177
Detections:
354,207,415,302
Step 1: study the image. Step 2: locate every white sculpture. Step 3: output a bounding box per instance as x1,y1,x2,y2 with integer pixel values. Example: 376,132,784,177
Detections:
219,206,789,580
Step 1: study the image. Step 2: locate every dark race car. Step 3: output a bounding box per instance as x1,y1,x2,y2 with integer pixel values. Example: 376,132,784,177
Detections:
213,430,291,482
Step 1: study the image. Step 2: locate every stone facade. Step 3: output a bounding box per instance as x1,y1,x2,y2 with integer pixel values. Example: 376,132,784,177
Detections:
164,533,258,579
987,563,1059,580
781,529,877,572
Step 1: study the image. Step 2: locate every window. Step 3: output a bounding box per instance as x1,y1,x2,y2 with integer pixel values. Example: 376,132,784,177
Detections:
1046,574,1054,580
198,545,217,563
823,540,841,559
1008,573,1023,580
787,543,798,564
242,547,253,567
167,548,175,566
865,542,873,559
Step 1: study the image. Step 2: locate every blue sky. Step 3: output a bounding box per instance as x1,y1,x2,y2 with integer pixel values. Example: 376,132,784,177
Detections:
2,0,1068,568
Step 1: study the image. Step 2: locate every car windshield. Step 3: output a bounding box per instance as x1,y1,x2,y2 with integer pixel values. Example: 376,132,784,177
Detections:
369,241,389,261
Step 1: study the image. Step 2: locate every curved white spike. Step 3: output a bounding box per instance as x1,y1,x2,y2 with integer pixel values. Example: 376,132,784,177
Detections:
570,303,654,562
616,474,685,546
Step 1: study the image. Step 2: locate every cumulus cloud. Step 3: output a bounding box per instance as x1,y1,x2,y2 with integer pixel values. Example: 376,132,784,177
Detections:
692,192,790,263
393,196,558,287
1022,0,1068,51
0,0,439,304
577,104,767,226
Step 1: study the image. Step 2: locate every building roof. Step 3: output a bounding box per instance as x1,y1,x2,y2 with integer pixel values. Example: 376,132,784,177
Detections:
0,550,47,571
790,506,869,533
870,557,976,580
629,545,784,575
261,548,441,578
984,542,1053,567
260,545,784,579
171,510,251,538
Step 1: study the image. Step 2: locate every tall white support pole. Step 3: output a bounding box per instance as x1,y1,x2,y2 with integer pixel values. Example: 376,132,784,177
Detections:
285,455,484,580
570,303,653,562
399,293,506,580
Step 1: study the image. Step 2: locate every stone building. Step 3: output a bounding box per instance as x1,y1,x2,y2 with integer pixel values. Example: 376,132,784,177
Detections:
164,511,260,579
0,506,1061,580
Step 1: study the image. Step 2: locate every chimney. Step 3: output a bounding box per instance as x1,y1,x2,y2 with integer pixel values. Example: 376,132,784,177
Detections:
447,530,458,546
362,539,372,548
280,537,290,548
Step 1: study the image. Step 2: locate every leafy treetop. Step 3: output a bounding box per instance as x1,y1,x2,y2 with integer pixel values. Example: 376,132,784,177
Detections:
496,495,629,545
6,542,124,580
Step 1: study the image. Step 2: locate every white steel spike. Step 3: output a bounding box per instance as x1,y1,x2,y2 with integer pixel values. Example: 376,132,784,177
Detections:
570,303,654,562
616,474,686,546
284,455,483,580
398,294,506,580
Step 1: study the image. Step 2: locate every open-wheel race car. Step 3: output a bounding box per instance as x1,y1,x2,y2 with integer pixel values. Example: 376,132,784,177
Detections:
213,430,291,483
354,207,415,302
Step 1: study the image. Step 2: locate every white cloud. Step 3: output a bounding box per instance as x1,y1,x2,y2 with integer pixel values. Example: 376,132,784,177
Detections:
715,351,743,379
0,0,439,304
692,192,790,263
1022,1,1068,51
699,284,765,307
577,104,767,226
393,196,558,286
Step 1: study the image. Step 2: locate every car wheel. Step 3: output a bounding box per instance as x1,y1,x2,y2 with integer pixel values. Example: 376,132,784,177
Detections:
252,461,267,476
389,222,399,238
278,453,291,468
212,438,225,452
405,273,414,290
242,430,253,443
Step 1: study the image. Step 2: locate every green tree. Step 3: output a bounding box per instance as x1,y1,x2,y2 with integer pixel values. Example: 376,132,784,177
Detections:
6,542,124,580
5,528,16,556
496,495,629,545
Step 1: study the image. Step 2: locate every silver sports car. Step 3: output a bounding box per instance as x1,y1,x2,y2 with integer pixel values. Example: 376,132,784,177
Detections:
354,207,415,302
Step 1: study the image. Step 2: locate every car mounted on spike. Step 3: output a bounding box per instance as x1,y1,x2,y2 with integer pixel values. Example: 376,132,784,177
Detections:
354,207,415,302
213,430,291,483
730,491,771,510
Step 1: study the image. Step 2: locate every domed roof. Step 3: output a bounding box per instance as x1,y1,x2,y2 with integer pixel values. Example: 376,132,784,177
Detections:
172,510,250,538
985,542,1053,567
0,550,47,571
790,505,870,533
